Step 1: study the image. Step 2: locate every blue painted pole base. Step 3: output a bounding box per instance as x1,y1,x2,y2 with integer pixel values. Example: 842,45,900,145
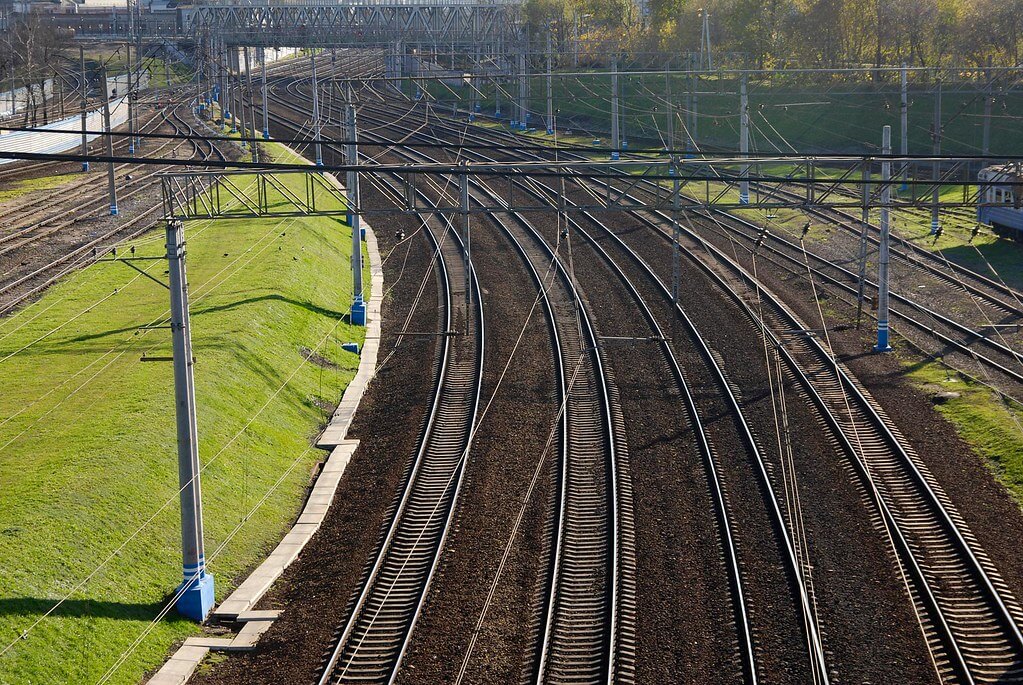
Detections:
175,570,215,622
930,219,940,235
874,324,892,352
110,205,119,216
82,162,90,172
610,152,620,161
263,130,270,140
360,228,366,240
546,128,554,135
351,299,367,326
341,341,360,354
739,193,750,205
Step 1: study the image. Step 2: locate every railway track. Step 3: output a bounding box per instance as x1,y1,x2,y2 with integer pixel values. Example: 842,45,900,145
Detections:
383,110,1023,399
0,96,230,315
303,78,806,682
240,55,1023,683
314,126,485,685
347,74,1023,682
571,164,1023,683
233,56,497,685
270,67,637,683
736,175,1023,317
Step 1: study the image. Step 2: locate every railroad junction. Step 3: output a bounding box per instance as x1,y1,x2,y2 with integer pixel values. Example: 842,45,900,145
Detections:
2,4,1023,684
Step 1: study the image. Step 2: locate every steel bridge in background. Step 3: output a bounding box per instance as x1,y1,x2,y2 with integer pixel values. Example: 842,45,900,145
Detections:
190,0,521,48
63,0,522,48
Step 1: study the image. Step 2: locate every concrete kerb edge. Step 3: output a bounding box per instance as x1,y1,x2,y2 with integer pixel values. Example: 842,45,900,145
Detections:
146,141,384,684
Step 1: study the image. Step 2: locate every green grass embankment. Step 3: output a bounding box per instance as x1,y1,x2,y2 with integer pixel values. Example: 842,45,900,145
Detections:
0,141,366,684
432,71,1023,155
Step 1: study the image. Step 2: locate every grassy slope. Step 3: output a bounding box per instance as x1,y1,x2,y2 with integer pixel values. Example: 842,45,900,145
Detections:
443,71,1023,155
0,143,364,684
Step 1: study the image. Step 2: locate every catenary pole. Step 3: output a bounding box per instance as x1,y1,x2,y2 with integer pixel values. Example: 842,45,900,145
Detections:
244,47,257,163
166,219,216,622
611,54,620,160
100,67,117,215
517,47,527,130
900,63,908,190
931,80,941,234
739,74,750,204
545,25,554,135
875,125,892,352
126,40,135,155
856,160,870,327
345,86,365,325
665,67,673,152
311,54,323,166
80,46,89,171
459,162,472,315
261,48,270,139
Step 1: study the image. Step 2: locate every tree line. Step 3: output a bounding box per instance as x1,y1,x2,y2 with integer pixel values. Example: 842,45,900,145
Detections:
526,0,1023,69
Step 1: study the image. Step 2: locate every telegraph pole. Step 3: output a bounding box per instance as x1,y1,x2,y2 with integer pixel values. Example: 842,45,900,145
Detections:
545,25,554,135
739,74,750,204
611,54,620,160
931,81,941,235
100,67,117,216
310,54,323,166
345,87,365,326
166,219,216,622
80,47,89,172
875,125,892,352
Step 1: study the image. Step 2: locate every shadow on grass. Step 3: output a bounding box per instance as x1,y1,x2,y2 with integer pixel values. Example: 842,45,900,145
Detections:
936,241,1023,293
0,597,188,623
37,294,349,349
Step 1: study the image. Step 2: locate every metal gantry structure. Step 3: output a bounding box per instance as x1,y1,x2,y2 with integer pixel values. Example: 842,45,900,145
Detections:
189,0,522,49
